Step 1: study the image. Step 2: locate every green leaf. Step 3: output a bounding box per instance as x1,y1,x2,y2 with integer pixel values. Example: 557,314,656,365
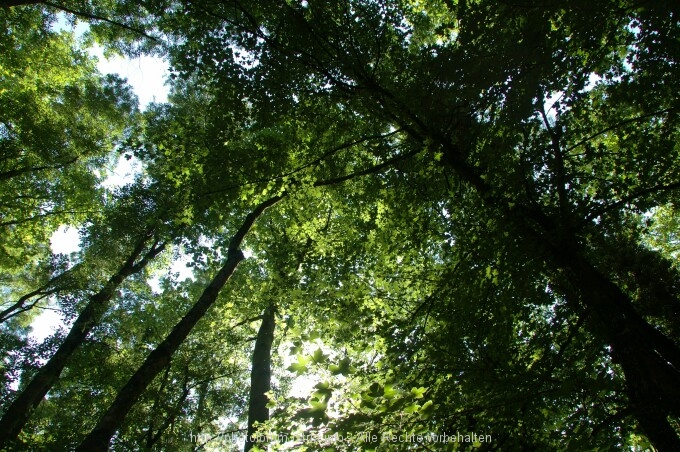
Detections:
313,381,333,401
312,347,328,364
419,400,434,417
410,387,426,399
404,403,420,414
287,355,309,375
329,357,353,376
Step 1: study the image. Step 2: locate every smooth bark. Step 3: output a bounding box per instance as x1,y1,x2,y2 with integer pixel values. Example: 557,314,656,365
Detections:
244,303,276,452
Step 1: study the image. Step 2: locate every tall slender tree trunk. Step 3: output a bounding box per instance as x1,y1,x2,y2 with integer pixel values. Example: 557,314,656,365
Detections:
493,183,680,449
474,165,680,449
244,303,276,452
470,167,680,449
0,235,165,448
75,196,283,452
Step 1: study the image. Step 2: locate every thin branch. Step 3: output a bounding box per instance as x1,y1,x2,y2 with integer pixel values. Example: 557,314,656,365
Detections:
585,180,680,223
200,129,404,198
0,209,95,227
539,104,569,220
0,290,57,323
312,148,420,187
0,156,79,182
565,107,679,154
230,315,264,330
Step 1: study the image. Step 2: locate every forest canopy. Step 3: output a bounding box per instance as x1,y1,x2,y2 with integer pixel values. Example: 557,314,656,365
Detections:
1,1,680,450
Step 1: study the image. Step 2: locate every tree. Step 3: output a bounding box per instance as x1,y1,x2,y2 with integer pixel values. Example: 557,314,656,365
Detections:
0,5,137,326
2,0,680,450
147,1,680,447
0,230,165,446
244,303,275,452
74,196,282,451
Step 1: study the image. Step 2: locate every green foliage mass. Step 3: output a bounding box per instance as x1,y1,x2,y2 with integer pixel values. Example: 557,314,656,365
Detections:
0,6,138,329
1,1,680,451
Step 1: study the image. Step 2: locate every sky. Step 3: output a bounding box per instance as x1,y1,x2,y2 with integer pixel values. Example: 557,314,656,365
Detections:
93,49,170,110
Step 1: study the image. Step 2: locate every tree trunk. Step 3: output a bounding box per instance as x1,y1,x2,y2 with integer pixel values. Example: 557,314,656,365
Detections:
410,107,680,449
485,176,680,449
0,236,164,448
245,303,276,452
75,196,283,452
553,242,680,451
478,184,680,449
503,191,680,449
73,157,404,451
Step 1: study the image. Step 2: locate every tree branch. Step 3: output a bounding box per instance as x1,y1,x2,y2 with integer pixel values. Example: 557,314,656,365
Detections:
42,1,159,42
566,106,679,154
585,180,680,223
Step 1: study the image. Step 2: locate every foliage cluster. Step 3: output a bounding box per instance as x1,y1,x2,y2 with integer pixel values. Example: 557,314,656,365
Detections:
1,1,680,451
